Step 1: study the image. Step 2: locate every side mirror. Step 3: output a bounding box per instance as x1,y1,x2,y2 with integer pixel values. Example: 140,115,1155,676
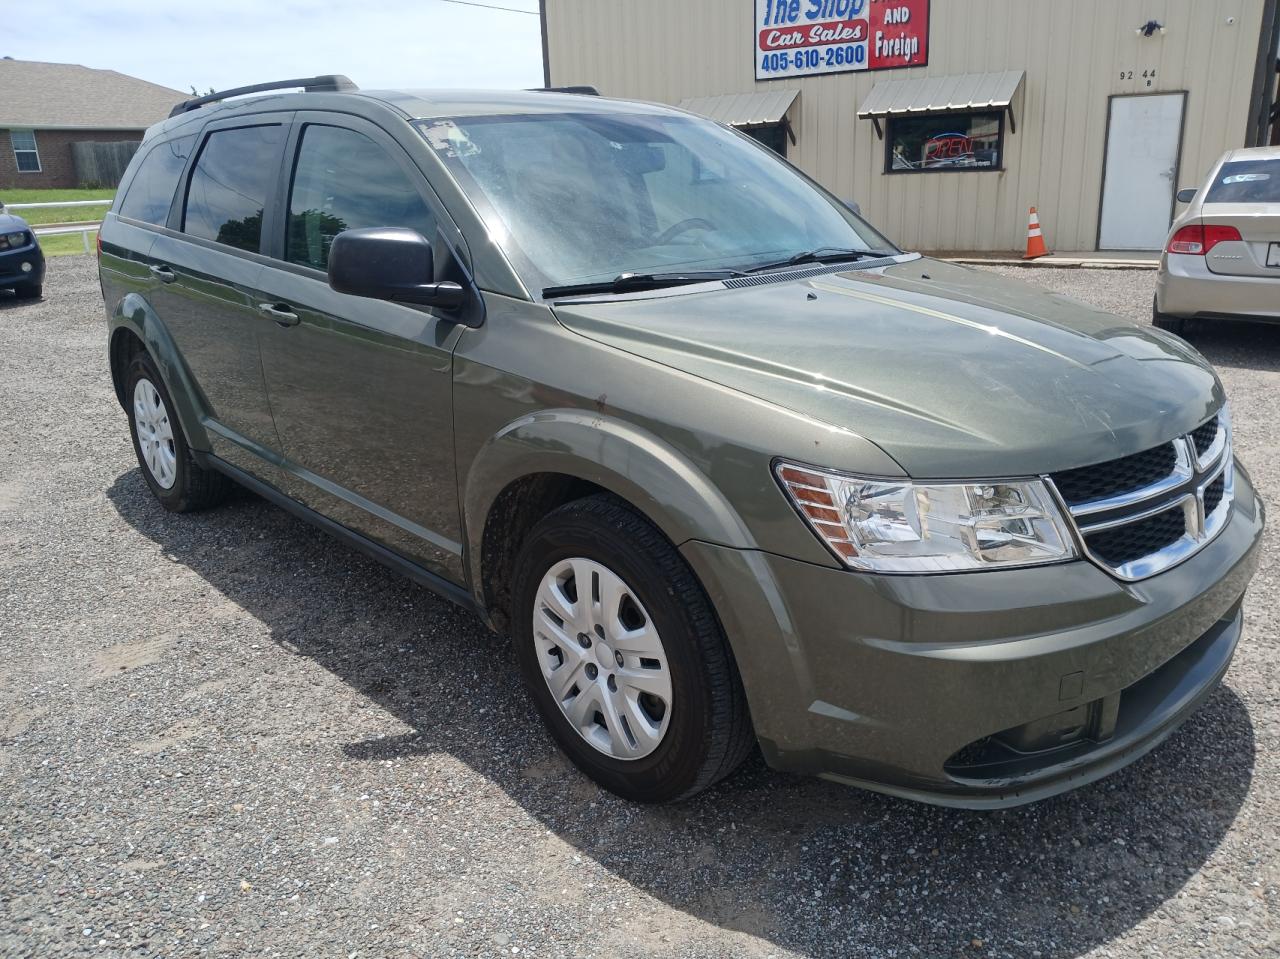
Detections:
842,198,862,216
1176,188,1197,204
328,227,466,310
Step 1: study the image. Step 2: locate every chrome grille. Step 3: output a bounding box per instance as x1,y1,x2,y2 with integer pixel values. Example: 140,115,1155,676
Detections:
1190,420,1219,458
1052,443,1178,505
1085,506,1188,568
1047,410,1233,581
1203,472,1226,516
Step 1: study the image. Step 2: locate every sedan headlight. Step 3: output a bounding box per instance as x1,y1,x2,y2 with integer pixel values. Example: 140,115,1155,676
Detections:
776,462,1077,573
4,231,26,248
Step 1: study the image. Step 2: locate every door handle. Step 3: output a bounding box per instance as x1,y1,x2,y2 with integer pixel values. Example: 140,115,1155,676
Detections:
258,302,300,327
149,264,176,283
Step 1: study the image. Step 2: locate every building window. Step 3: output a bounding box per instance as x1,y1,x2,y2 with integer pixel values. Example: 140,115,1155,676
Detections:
743,123,788,158
10,129,41,173
885,112,1004,173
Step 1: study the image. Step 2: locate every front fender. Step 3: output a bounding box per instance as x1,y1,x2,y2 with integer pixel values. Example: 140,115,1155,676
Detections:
110,292,212,452
462,408,760,593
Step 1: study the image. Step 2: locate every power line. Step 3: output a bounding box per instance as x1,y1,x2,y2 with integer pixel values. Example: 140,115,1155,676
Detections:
434,0,539,13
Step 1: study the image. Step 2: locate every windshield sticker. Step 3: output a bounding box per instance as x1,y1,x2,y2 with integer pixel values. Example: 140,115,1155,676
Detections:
422,120,480,158
1222,173,1270,185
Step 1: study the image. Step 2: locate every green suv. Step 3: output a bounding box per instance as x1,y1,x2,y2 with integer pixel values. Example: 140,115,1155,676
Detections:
99,77,1264,807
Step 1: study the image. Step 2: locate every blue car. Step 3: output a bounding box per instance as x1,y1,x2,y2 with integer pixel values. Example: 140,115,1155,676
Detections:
0,208,45,299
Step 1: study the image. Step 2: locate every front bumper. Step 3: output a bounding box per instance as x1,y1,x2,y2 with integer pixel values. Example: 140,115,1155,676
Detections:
682,462,1264,808
0,241,45,289
1158,252,1280,322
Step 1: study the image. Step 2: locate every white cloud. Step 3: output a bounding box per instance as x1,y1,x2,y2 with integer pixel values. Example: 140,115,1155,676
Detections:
8,0,544,94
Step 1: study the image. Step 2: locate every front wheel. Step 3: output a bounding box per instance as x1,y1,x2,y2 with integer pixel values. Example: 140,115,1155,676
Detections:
124,352,230,512
511,495,754,802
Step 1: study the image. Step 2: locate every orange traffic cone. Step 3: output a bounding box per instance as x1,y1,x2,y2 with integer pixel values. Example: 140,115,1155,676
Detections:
1023,206,1049,259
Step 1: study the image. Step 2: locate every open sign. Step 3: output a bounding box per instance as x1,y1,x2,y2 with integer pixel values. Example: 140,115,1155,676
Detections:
924,133,972,163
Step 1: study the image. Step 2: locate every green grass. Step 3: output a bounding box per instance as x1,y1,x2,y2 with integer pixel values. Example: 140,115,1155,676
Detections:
39,230,98,257
3,188,114,226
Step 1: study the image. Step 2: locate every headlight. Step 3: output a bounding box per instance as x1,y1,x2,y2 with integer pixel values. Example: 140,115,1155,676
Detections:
5,231,26,247
776,462,1077,573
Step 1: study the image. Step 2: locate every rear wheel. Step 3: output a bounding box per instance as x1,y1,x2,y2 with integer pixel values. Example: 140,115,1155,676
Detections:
1152,295,1187,335
13,282,41,300
511,495,753,802
125,352,230,512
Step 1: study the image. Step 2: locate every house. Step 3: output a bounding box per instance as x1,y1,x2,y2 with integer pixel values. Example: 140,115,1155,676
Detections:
0,58,186,190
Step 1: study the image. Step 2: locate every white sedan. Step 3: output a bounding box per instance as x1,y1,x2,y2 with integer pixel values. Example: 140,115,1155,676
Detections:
1155,145,1280,334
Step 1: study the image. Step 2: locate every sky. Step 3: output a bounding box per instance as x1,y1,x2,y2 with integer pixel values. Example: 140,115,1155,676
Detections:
9,0,545,95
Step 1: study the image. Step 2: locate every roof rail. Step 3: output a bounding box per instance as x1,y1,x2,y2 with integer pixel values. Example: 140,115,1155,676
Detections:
169,75,358,117
530,85,600,96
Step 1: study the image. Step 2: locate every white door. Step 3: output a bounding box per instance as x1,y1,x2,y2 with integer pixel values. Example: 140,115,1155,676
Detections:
1098,93,1185,250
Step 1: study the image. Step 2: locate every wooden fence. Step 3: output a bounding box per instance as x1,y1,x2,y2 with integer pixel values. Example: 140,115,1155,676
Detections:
70,141,140,189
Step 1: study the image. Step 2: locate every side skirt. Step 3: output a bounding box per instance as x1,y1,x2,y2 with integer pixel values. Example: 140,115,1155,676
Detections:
203,454,483,618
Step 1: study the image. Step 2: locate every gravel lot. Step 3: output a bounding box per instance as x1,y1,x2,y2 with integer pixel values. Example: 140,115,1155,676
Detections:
2,255,1277,959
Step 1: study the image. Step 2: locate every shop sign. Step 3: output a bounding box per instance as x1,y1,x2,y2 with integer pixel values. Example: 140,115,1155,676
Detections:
755,0,929,80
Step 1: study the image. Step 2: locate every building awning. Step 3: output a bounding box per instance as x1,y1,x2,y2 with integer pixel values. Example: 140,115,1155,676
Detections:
858,71,1024,137
678,89,799,129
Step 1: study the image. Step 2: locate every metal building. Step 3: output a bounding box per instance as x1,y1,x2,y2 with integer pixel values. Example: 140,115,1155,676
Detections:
540,0,1280,253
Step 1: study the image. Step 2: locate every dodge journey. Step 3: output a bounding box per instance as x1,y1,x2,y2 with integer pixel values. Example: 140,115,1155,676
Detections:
98,77,1263,807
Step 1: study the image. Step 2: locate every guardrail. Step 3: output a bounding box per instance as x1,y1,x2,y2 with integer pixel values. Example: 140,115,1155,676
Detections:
7,200,112,210
33,223,100,254
4,199,112,254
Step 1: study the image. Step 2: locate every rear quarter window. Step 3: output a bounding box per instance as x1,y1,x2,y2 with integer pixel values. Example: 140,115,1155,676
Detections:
1205,159,1280,203
117,135,197,226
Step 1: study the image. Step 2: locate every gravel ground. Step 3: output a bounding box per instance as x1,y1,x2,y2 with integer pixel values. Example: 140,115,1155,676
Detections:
1,256,1277,959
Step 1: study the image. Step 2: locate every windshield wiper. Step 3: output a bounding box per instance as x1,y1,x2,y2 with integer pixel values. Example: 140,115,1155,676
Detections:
746,247,898,274
542,269,748,299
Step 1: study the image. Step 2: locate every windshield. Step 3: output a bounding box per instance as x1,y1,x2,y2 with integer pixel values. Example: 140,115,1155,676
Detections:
417,111,894,294
1205,159,1280,204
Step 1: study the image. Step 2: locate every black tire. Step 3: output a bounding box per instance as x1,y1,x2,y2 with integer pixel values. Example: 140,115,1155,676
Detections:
1152,295,1187,335
124,351,230,512
13,282,41,300
511,494,754,803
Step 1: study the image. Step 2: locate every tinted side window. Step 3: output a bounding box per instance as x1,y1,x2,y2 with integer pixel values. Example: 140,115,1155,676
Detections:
286,125,436,272
118,135,196,226
183,125,284,252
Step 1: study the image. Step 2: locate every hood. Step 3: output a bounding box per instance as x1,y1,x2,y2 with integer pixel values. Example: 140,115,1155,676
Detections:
552,259,1223,478
0,212,32,233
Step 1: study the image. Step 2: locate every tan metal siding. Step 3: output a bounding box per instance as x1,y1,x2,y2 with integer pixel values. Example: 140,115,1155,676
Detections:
545,0,1269,251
